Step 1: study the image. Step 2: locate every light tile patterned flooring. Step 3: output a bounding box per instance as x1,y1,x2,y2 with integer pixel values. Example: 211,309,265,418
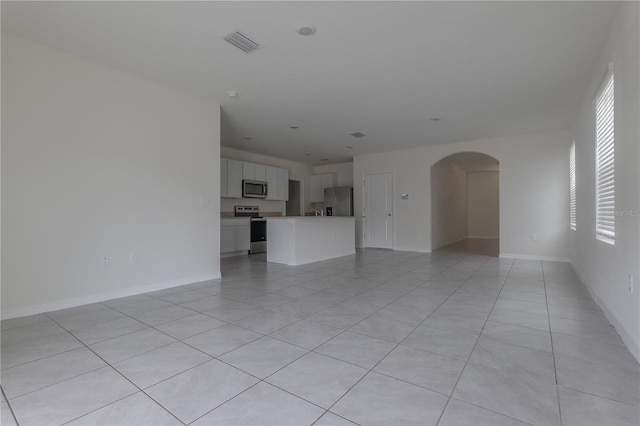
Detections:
1,240,639,425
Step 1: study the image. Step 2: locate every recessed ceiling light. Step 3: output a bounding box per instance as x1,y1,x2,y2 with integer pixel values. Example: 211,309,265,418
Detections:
296,24,317,36
430,117,441,121
288,125,299,129
242,137,252,140
349,132,366,138
227,91,239,98
346,146,353,149
320,158,329,162
304,153,311,156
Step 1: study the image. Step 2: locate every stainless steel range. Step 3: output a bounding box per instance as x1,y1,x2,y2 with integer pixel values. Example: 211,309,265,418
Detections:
234,206,266,254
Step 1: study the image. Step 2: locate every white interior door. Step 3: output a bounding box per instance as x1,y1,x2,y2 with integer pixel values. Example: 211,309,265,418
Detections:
364,172,393,249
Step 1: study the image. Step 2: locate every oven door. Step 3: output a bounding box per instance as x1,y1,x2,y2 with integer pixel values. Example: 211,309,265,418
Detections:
249,218,266,254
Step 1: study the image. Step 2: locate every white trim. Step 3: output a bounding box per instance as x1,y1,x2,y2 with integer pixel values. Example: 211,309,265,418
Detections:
499,253,570,262
221,251,249,258
431,236,468,251
393,246,432,253
1,272,222,320
570,261,640,363
467,235,499,240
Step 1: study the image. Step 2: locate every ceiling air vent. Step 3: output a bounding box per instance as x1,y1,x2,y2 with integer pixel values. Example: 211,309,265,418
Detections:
223,31,262,53
349,132,366,138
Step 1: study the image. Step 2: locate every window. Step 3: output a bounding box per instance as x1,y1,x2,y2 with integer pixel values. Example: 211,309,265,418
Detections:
570,142,576,230
595,70,614,244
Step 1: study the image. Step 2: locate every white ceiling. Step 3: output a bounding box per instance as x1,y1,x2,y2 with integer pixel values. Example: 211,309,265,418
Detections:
2,1,618,165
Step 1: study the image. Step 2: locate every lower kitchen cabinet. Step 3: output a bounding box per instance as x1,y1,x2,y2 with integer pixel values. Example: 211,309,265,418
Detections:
221,219,250,254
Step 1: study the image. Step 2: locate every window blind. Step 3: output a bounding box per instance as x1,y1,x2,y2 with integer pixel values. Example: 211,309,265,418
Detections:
569,142,576,230
595,72,614,244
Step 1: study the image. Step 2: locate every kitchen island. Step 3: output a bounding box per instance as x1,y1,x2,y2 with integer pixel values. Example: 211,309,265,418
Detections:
267,216,355,266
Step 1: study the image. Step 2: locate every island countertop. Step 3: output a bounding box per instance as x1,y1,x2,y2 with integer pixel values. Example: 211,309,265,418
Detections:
266,216,355,266
266,216,356,219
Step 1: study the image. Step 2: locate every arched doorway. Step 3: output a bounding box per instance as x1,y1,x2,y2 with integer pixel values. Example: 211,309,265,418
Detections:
430,152,499,256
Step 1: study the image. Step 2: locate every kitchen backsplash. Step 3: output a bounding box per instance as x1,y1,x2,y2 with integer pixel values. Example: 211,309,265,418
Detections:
220,198,285,215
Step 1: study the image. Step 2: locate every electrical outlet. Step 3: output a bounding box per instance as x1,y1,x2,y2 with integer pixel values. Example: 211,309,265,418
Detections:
130,251,139,263
628,274,634,293
101,255,110,266
530,233,537,242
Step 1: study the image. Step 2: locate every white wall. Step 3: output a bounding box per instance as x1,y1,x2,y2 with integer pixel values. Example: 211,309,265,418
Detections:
1,34,221,319
313,162,354,187
431,162,468,249
353,130,570,259
467,171,500,239
220,147,314,215
569,2,640,360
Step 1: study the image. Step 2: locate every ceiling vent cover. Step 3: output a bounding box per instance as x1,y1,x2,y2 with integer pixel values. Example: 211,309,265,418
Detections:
349,132,366,138
223,31,262,53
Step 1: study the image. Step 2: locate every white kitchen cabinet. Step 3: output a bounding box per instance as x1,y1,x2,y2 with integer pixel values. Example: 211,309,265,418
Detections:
220,158,228,198
254,164,266,182
265,166,279,200
235,225,250,251
278,168,289,201
220,226,236,253
222,158,287,201
242,162,256,180
221,218,250,254
226,159,243,198
309,173,336,202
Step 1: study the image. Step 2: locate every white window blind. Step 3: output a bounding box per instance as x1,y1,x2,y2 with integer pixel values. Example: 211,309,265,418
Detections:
595,72,614,244
569,142,576,230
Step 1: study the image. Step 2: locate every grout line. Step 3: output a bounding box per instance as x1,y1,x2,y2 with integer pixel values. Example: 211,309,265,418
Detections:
5,248,532,425
323,252,490,420
542,261,564,426
41,316,188,426
434,255,515,425
0,386,20,426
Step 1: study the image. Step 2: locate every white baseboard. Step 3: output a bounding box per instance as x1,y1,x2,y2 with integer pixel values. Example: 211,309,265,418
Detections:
430,236,468,252
499,253,570,262
393,246,432,253
221,251,249,258
570,261,640,364
467,235,499,240
1,272,222,320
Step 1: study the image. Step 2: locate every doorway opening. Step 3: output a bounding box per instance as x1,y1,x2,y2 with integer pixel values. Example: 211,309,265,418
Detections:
286,180,303,216
430,152,499,256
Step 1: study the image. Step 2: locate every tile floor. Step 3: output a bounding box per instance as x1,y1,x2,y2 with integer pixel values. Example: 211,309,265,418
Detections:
1,240,638,425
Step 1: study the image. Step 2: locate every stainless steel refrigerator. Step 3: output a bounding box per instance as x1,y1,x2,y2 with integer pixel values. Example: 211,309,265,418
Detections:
323,187,354,216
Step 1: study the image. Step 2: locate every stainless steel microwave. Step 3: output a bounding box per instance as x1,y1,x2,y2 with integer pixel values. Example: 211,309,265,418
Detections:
242,180,268,198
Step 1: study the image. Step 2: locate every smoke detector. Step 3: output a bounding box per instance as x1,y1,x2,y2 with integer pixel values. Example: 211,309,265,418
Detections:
349,132,366,138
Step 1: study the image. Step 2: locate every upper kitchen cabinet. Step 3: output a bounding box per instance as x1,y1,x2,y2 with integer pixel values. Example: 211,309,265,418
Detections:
309,173,336,202
278,168,289,201
242,162,266,181
266,165,289,201
265,166,278,200
225,159,243,198
222,158,288,200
